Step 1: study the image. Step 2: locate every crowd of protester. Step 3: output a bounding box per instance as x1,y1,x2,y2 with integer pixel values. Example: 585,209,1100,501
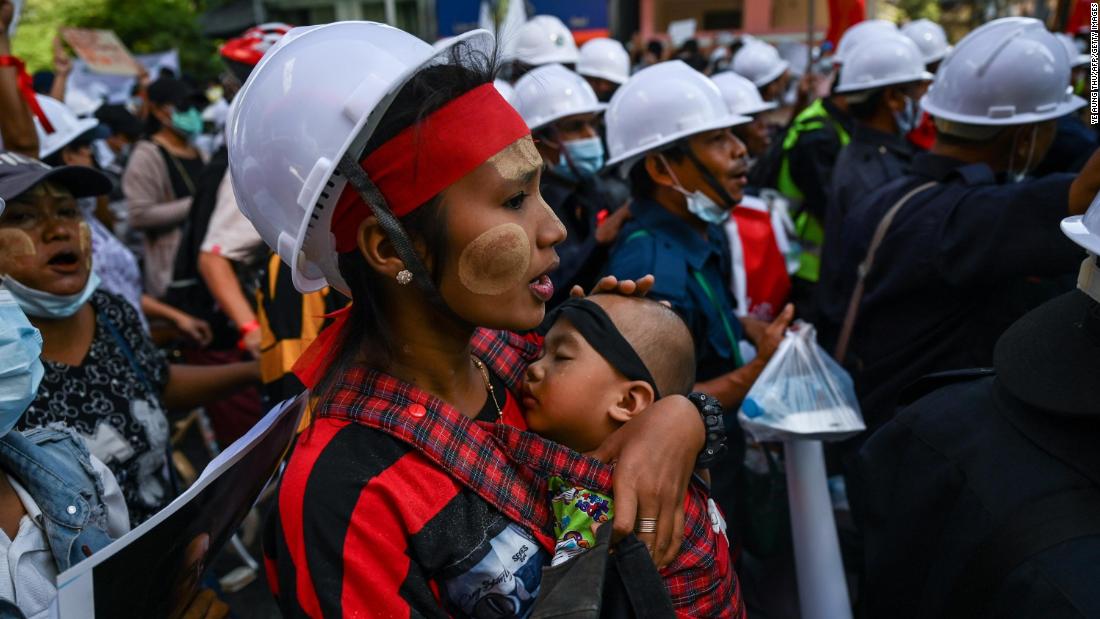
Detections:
0,0,1098,616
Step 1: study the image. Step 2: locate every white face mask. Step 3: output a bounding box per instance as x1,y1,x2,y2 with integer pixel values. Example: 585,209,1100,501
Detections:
658,154,730,225
893,96,919,136
2,272,100,319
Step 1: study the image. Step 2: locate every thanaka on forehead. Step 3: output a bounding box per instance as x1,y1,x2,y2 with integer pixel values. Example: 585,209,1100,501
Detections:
486,135,542,182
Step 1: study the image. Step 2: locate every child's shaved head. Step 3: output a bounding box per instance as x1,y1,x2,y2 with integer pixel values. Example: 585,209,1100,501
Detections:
588,294,697,397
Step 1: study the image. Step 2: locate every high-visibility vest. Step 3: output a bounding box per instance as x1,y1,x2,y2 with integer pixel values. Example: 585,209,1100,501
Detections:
776,99,850,283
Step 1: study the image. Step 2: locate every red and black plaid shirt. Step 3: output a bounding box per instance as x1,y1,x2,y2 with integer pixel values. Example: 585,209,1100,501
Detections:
268,328,742,618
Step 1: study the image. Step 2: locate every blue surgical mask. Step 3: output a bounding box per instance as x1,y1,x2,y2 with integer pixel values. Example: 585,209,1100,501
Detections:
3,272,100,319
553,136,605,181
659,153,731,225
0,290,44,436
171,107,204,138
893,96,919,136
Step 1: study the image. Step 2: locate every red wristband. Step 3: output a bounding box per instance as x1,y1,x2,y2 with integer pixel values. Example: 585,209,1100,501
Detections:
0,56,24,70
238,319,260,336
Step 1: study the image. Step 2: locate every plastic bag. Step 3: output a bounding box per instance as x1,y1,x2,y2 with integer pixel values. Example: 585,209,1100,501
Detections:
738,322,865,442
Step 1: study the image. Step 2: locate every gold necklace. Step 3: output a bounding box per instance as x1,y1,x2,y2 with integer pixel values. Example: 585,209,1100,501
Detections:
472,357,503,420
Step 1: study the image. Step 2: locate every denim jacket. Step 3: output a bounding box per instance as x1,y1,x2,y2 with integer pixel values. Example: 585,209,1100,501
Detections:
0,427,115,574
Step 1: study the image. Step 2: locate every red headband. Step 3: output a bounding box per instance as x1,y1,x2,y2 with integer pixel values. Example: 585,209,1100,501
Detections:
330,82,530,253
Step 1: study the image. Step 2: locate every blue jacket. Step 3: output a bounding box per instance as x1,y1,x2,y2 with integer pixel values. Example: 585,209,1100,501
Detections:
603,197,745,384
0,427,115,574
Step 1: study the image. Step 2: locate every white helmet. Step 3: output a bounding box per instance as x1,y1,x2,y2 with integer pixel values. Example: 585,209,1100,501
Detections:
920,17,1084,127
494,79,519,108
604,60,751,171
1055,33,1090,69
732,41,790,88
576,37,630,85
711,71,778,116
835,33,933,94
513,15,578,66
900,18,951,65
1062,193,1100,255
226,22,493,294
33,95,100,159
514,63,605,131
834,19,897,63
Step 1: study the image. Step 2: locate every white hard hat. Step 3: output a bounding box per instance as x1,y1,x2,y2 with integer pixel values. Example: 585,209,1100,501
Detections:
711,71,778,116
835,33,933,94
604,60,751,171
900,18,951,65
1055,32,1090,69
835,19,898,63
226,22,493,294
1062,193,1100,255
514,63,605,131
576,37,630,85
920,17,1084,127
494,79,519,108
513,15,578,66
33,95,99,159
732,41,790,88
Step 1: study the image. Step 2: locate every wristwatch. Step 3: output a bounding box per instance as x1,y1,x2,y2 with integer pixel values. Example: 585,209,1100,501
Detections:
687,392,727,469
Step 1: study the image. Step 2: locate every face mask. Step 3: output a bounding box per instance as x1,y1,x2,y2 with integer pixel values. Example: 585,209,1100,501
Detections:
1007,124,1039,183
553,136,605,181
0,290,44,436
893,96,919,136
170,107,204,138
3,272,100,319
659,154,731,225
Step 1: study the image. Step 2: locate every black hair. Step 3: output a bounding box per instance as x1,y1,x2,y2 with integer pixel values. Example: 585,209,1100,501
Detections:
312,41,499,402
846,88,886,120
95,104,143,141
646,40,663,57
627,142,686,199
145,77,195,136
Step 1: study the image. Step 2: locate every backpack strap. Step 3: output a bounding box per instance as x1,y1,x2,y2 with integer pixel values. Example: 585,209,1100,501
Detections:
944,486,1100,618
833,180,937,362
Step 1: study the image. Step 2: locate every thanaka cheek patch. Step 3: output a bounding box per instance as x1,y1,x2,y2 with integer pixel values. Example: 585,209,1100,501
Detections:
78,222,92,269
0,229,36,273
458,223,532,296
486,135,543,181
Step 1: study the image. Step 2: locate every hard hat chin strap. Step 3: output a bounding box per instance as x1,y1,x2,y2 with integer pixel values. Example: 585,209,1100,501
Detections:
681,142,739,208
336,154,452,313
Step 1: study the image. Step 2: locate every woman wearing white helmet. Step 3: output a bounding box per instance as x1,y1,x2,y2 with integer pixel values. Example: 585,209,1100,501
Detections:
228,23,714,617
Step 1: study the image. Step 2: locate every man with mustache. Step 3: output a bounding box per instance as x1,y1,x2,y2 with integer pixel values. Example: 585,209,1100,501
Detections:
601,62,795,526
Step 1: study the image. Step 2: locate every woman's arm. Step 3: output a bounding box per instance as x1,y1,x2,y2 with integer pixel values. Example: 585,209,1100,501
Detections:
141,295,213,347
0,3,37,158
162,362,259,413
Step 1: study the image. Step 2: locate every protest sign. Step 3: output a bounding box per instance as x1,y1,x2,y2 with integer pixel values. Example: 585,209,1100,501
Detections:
54,394,306,618
60,28,139,76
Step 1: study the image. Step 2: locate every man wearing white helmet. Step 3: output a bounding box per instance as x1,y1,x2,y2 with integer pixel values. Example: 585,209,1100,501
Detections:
855,195,1100,618
601,60,795,522
900,18,951,73
712,71,779,161
513,63,627,307
508,15,578,81
575,37,629,103
819,18,1100,440
731,40,790,105
822,33,931,252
